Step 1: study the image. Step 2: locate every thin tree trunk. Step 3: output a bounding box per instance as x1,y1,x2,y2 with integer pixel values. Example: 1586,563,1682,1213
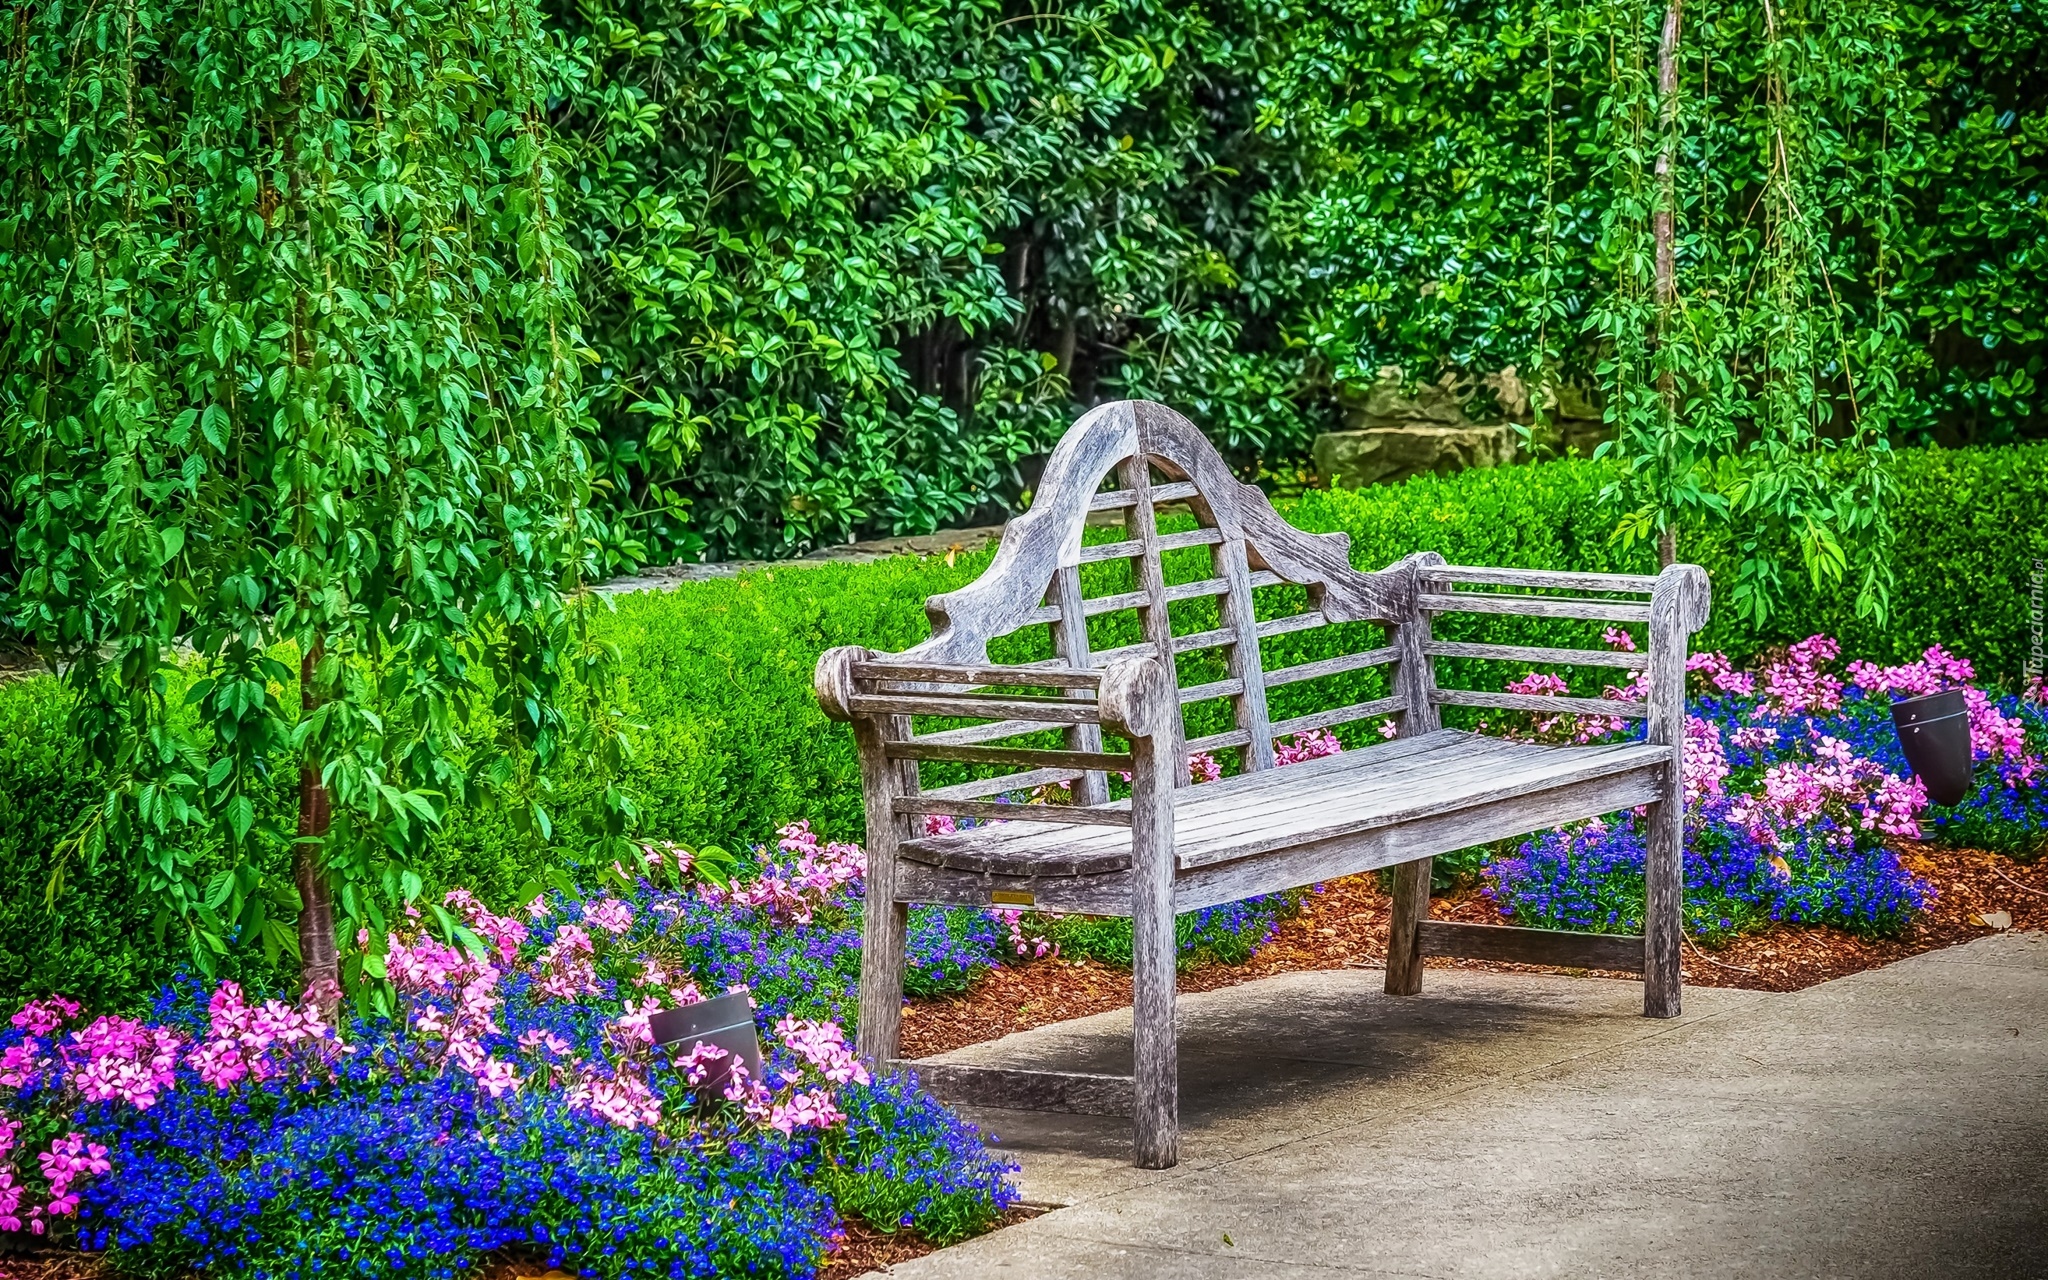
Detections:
296,641,340,1015
1654,0,1682,572
1653,0,1681,315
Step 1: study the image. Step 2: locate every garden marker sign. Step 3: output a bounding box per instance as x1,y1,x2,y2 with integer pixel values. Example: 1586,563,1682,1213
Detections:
816,400,1711,1168
650,992,766,1094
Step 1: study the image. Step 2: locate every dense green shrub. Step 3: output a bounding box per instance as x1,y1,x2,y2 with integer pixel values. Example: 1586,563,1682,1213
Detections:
0,443,2039,1009
534,0,2046,563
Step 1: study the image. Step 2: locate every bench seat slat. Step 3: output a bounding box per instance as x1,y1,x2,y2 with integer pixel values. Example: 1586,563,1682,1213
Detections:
896,730,1667,878
894,796,1132,827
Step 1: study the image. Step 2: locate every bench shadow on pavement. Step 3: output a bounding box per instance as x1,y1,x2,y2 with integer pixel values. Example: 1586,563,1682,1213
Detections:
924,969,1649,1164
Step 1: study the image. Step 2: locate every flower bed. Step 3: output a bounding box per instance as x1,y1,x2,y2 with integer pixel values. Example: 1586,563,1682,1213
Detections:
4,638,2040,1279
0,839,1023,1279
1485,637,2047,941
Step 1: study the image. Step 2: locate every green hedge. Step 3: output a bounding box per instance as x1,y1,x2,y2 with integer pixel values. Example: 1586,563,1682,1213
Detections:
2,443,2041,1009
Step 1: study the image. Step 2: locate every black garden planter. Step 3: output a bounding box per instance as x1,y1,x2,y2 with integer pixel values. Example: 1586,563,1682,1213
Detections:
1891,689,1974,807
649,990,765,1093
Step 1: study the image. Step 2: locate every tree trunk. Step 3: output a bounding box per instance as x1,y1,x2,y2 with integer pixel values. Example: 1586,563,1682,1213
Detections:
1653,0,1681,317
1653,0,1682,572
296,641,340,1015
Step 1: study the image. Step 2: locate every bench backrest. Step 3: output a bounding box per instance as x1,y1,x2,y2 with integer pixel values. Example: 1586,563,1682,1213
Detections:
899,400,1420,785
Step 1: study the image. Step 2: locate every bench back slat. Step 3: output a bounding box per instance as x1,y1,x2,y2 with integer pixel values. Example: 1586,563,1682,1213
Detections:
897,400,1410,786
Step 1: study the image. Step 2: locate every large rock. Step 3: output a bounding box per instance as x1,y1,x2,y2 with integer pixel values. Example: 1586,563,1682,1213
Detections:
1312,423,1520,490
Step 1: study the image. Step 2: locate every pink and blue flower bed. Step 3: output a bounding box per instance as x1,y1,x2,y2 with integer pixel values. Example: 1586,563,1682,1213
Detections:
0,636,2042,1279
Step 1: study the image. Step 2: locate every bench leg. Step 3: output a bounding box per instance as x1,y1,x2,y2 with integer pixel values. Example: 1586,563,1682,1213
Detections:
1384,855,1431,996
857,897,909,1064
1643,793,1682,1018
1128,728,1179,1169
855,717,910,1064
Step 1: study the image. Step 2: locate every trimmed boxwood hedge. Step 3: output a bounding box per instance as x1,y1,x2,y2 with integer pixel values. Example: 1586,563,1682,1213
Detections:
2,443,2041,1009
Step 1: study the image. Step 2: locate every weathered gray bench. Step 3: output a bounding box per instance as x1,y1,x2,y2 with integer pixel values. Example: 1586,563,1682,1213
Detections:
815,400,1708,1168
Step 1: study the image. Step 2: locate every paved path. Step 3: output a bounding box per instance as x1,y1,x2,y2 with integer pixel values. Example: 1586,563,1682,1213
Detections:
894,934,2048,1279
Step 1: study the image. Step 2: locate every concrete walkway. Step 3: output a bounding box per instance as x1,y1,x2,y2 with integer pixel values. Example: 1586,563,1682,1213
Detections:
894,934,2048,1279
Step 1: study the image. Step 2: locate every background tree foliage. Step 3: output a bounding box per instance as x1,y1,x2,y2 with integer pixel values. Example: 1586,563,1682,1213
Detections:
544,0,2043,563
0,0,619,999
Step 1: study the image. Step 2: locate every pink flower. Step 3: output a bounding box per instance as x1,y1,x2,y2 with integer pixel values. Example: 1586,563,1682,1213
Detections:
1759,635,1843,715
1602,626,1638,652
1687,651,1754,695
65,1016,182,1110
534,926,600,1001
773,1019,871,1087
583,899,636,936
1683,716,1729,805
763,1087,846,1135
1731,724,1778,751
445,888,529,964
566,1066,663,1130
36,1133,109,1219
1275,730,1343,766
992,907,1058,960
10,998,79,1037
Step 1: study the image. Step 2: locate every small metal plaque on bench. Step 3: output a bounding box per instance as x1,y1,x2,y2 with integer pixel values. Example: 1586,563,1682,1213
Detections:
990,889,1035,907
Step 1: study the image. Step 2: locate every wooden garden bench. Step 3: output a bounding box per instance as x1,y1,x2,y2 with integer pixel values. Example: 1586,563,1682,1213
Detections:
815,400,1709,1168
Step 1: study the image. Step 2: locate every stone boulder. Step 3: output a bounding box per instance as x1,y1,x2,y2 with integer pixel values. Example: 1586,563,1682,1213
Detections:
1311,423,1520,490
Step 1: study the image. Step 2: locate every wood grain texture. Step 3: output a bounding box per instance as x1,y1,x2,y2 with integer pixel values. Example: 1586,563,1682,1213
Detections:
907,400,1140,664
1643,563,1710,1018
1384,856,1431,996
1423,639,1651,670
853,715,910,1065
855,659,1103,689
1049,563,1111,806
892,765,1665,916
1416,921,1646,972
1216,533,1277,771
893,1061,1136,1117
885,740,1131,771
1091,480,1199,511
1269,695,1406,739
1124,657,1180,1169
1418,591,1654,623
893,795,1132,826
892,730,1667,878
1431,688,1649,718
1423,565,1662,593
849,692,1104,724
1264,646,1401,689
1386,551,1443,996
922,766,1086,801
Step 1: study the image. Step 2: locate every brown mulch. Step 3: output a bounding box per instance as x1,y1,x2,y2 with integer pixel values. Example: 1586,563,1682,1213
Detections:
0,1255,108,1280
901,843,2048,1058
818,1206,1044,1280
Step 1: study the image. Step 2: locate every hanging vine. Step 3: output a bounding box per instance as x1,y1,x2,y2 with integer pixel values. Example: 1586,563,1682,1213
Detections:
0,0,621,1003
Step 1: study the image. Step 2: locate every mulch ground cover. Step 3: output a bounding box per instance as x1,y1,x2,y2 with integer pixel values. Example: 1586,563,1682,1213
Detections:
901,842,2048,1058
